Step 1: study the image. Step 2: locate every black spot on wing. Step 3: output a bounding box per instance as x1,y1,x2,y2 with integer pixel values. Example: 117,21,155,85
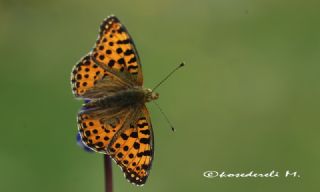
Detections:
130,132,138,138
121,133,129,140
128,57,137,64
140,138,150,144
140,129,150,135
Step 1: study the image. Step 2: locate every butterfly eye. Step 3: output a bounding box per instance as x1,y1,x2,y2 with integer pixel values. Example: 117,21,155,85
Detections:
151,92,159,100
144,89,159,102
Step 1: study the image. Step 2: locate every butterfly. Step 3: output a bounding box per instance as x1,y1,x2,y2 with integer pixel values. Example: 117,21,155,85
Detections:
71,15,158,185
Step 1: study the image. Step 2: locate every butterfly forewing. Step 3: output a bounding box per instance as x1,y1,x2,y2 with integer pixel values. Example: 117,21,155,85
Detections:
91,16,143,86
108,105,154,185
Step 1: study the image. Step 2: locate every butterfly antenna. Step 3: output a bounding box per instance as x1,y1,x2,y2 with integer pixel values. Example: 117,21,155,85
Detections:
154,101,175,132
152,62,185,92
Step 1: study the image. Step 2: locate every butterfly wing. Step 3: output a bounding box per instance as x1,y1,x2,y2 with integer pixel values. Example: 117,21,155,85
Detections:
91,16,143,86
77,106,134,153
71,54,129,98
72,16,144,97
78,104,154,185
108,105,154,185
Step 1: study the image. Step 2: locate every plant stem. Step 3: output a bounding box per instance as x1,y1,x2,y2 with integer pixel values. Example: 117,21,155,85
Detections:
104,154,113,192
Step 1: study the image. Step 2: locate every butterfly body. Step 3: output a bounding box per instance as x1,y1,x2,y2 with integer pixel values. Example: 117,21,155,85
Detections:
71,16,157,185
84,88,158,110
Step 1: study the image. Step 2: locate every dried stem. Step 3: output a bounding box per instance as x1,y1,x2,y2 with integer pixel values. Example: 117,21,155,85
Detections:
104,154,113,192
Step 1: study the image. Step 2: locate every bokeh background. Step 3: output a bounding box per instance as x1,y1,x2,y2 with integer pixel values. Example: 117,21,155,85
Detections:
1,0,320,191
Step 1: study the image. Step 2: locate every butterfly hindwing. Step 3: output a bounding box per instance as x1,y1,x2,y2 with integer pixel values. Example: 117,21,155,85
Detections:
71,55,108,97
71,54,130,98
108,105,154,185
77,108,132,153
91,16,143,86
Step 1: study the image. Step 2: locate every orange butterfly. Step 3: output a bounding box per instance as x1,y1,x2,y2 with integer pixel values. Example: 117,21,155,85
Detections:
71,16,158,185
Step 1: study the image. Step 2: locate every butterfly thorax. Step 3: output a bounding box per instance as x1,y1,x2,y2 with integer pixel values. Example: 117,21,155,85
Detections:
84,88,158,109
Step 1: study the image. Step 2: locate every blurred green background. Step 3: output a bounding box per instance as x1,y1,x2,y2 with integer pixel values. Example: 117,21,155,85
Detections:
1,0,320,191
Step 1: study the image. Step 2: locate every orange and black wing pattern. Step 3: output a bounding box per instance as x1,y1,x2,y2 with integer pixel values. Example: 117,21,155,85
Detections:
77,108,132,153
71,55,108,97
71,54,129,98
91,16,143,86
108,105,154,185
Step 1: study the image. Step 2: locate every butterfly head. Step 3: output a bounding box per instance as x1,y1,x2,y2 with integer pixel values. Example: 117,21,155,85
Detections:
144,88,159,102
